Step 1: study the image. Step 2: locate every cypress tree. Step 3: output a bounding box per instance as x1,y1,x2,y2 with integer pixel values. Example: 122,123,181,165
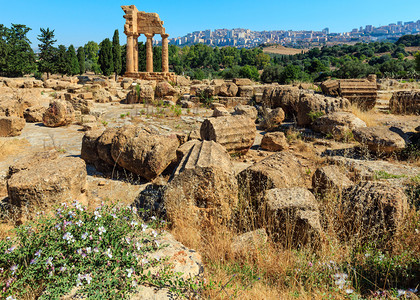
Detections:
0,25,8,73
65,45,80,76
56,45,67,75
112,29,122,80
98,38,113,76
37,27,57,79
77,46,85,74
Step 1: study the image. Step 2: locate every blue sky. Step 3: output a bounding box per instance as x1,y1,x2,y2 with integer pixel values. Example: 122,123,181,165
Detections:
1,0,419,47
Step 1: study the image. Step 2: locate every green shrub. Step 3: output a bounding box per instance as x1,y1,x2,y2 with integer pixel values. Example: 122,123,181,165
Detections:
0,202,200,299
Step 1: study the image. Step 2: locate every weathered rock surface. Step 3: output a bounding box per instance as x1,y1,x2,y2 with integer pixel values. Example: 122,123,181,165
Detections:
164,140,238,223
111,125,179,180
0,116,25,137
7,155,87,216
352,126,406,154
232,104,258,120
237,151,306,200
296,94,350,126
80,130,102,166
42,100,75,127
238,86,254,98
260,132,289,151
24,106,46,123
212,106,230,117
200,115,256,154
264,187,323,246
261,85,300,116
231,229,268,253
312,165,353,195
0,98,24,117
155,81,177,98
219,82,238,97
342,181,408,239
312,112,366,139
389,90,420,115
260,107,285,130
233,78,253,86
125,85,154,104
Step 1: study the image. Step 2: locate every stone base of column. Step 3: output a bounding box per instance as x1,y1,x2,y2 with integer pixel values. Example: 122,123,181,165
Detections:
123,72,177,82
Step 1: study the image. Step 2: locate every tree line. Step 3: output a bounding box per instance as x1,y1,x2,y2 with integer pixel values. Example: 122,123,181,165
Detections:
1,23,419,84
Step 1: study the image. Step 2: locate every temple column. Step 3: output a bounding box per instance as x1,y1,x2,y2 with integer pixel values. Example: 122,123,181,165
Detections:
126,35,134,73
133,34,139,73
161,33,169,73
145,33,154,73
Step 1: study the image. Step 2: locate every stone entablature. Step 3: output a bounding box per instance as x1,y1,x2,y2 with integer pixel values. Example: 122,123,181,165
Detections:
122,5,172,77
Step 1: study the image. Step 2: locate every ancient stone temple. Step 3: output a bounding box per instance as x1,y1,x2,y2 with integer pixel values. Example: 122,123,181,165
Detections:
122,5,175,81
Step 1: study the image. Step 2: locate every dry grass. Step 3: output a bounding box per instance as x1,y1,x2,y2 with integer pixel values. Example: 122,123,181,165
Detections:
0,139,29,161
349,104,379,127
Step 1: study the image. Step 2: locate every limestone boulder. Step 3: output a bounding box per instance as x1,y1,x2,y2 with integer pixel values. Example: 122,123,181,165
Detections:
312,112,367,139
296,94,350,126
260,107,285,130
164,140,238,223
111,125,179,180
0,117,25,137
7,156,87,216
81,130,102,165
121,78,134,89
260,132,289,151
264,187,323,246
231,229,268,253
237,151,306,201
212,106,230,117
155,81,177,98
97,127,118,167
200,115,256,154
389,90,420,115
342,181,408,240
238,86,254,98
42,100,75,127
219,82,238,97
233,78,253,86
93,89,112,103
176,76,191,87
24,106,46,123
67,98,92,114
0,98,24,118
232,104,258,120
262,85,300,116
312,165,353,195
176,139,201,163
7,151,59,177
352,126,406,154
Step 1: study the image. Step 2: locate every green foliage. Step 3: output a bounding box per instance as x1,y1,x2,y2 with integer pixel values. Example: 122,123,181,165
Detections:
415,52,420,72
65,45,80,76
0,24,36,77
37,28,57,78
307,111,324,122
239,65,260,81
396,34,420,47
98,38,114,76
0,202,202,299
347,247,420,294
112,29,122,78
55,45,67,75
373,171,406,180
77,47,85,74
84,41,101,74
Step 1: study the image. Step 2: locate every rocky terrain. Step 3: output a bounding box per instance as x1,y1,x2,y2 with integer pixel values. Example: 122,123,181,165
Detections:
0,74,419,299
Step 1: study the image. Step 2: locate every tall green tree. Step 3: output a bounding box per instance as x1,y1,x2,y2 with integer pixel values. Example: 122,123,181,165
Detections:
77,47,85,74
415,52,420,72
84,41,100,74
55,45,67,75
4,24,36,77
0,24,9,73
112,29,122,80
98,38,113,76
37,27,57,78
65,45,80,75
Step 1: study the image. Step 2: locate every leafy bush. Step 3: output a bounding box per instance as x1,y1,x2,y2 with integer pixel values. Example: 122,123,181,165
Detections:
0,201,198,299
